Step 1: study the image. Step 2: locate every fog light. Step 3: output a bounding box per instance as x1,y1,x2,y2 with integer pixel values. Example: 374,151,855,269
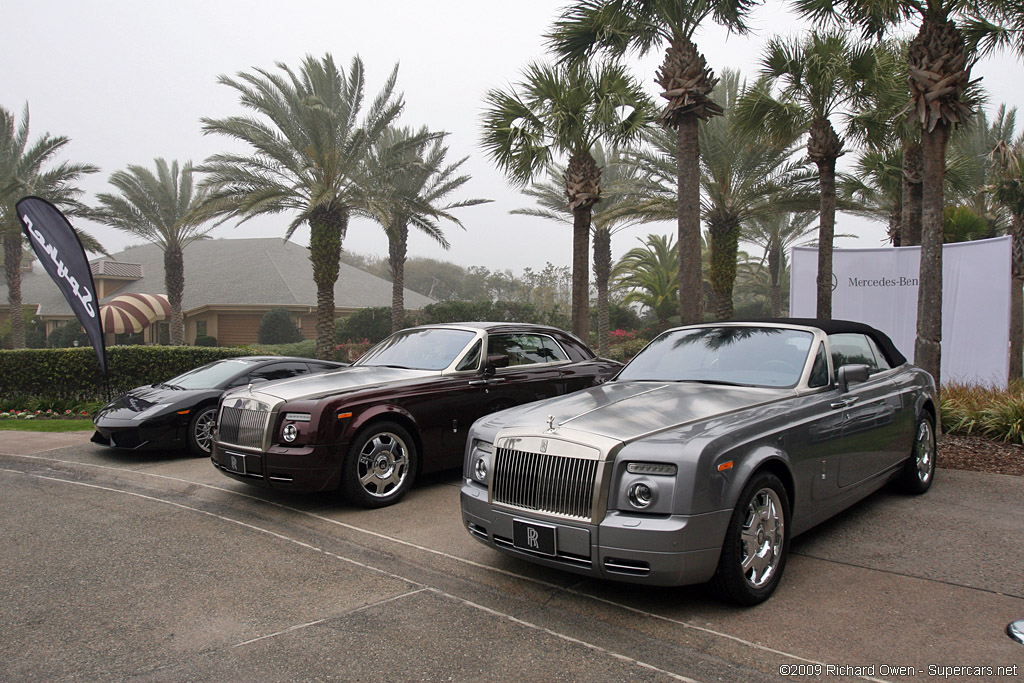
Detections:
282,424,298,443
473,456,488,483
628,482,654,509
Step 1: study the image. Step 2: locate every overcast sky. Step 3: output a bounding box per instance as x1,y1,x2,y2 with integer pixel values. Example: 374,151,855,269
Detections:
4,1,1023,275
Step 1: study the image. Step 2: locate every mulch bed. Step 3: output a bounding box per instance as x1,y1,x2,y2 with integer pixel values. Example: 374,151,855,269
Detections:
939,434,1024,476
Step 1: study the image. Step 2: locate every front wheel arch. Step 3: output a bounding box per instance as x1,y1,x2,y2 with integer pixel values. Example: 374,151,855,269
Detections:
339,417,422,508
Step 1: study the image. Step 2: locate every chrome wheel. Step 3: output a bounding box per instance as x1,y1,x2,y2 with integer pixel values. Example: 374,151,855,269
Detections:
914,419,935,484
356,431,410,498
189,407,217,456
740,487,785,590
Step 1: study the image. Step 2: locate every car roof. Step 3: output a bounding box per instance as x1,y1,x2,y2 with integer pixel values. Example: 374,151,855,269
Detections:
405,322,572,335
696,318,907,367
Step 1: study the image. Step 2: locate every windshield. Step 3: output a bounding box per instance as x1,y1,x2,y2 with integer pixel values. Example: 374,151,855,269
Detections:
355,328,477,371
166,359,258,390
617,326,813,388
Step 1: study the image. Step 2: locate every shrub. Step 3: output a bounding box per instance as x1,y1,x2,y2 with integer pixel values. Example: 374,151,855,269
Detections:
336,340,372,363
942,380,1024,444
248,339,317,358
606,338,649,363
47,322,90,348
258,307,303,344
0,346,245,403
335,307,396,344
195,335,218,347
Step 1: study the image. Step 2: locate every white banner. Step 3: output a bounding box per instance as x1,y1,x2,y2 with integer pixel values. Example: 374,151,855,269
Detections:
790,236,1012,387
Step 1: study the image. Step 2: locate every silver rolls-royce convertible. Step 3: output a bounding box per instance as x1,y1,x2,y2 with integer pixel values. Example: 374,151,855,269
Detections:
460,319,937,605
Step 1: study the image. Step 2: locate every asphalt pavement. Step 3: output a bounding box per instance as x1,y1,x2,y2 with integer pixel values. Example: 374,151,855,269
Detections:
1,431,1021,682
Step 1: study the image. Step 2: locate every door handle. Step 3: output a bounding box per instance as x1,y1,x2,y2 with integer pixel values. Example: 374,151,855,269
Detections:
830,397,860,409
469,378,506,386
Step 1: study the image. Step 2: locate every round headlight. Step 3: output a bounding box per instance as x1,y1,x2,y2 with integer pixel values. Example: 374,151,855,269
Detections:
627,482,654,509
473,456,488,483
282,423,298,443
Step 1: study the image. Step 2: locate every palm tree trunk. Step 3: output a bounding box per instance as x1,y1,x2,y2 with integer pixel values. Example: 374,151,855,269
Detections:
309,204,347,359
914,124,950,387
593,227,611,356
709,217,740,321
1010,215,1024,381
571,205,591,341
388,221,408,334
888,204,903,247
904,181,924,246
902,141,924,246
677,118,703,324
815,157,837,320
4,235,26,349
768,244,783,317
164,247,185,345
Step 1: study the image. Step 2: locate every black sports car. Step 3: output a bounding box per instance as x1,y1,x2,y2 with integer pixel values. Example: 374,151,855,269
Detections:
92,356,345,456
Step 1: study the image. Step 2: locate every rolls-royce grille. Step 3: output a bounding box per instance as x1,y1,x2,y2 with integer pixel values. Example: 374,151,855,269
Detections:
491,447,598,520
218,405,271,450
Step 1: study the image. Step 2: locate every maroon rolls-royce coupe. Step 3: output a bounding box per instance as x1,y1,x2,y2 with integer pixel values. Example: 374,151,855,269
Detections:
210,323,621,507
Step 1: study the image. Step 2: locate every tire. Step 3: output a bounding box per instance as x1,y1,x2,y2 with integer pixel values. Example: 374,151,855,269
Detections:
897,414,936,495
341,421,418,508
710,471,790,606
187,405,218,457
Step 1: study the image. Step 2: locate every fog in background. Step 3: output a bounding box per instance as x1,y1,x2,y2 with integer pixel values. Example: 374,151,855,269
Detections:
4,1,1022,273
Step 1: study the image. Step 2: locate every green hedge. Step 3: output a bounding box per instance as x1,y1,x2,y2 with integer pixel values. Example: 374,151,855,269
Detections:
0,346,247,403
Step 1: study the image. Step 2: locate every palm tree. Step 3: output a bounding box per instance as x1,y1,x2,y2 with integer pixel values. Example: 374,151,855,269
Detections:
366,126,490,332
481,59,650,340
948,105,1018,236
511,144,640,354
612,233,680,331
841,140,977,245
610,71,810,320
991,135,1024,379
793,0,1022,386
742,211,820,316
548,0,758,326
90,159,214,345
1,104,99,349
200,54,416,358
735,31,884,320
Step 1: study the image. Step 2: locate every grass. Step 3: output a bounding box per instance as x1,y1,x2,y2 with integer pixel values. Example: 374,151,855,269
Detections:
942,381,1024,444
0,419,94,432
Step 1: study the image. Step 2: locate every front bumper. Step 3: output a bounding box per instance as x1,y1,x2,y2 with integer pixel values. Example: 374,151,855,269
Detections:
460,480,730,587
92,415,185,451
210,441,345,493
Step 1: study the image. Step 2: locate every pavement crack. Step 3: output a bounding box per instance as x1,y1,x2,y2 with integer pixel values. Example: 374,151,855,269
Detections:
232,587,429,648
790,551,1024,600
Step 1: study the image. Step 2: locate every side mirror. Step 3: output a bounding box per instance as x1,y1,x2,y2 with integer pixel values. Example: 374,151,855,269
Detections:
837,364,870,393
483,354,509,377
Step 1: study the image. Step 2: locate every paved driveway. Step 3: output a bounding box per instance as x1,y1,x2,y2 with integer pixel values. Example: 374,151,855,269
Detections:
1,433,1021,682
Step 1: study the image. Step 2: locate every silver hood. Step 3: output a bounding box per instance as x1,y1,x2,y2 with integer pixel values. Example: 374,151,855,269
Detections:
223,366,436,404
485,380,792,444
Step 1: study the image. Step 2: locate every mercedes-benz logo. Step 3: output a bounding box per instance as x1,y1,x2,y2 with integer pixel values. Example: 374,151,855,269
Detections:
832,273,839,291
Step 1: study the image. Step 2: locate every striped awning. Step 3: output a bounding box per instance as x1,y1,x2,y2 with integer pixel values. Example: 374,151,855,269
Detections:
100,293,171,334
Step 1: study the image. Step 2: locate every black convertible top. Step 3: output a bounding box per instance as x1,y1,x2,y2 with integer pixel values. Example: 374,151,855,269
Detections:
734,318,908,367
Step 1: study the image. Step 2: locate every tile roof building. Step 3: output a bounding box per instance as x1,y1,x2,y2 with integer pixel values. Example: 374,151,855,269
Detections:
2,237,434,346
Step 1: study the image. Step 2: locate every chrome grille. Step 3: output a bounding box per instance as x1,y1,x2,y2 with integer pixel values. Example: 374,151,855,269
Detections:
491,447,599,520
218,404,271,450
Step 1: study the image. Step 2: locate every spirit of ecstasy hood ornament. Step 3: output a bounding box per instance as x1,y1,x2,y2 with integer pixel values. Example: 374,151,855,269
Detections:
546,414,556,432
